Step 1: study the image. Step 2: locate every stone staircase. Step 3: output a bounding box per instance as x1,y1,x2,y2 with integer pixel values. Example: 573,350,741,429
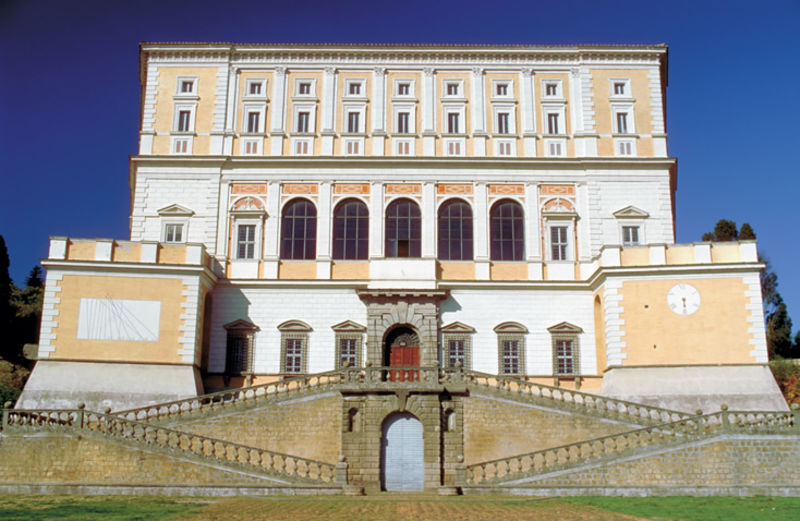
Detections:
2,407,339,486
465,409,798,486
115,367,690,429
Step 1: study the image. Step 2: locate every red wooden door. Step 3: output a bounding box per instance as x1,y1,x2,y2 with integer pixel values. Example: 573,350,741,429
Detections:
389,346,420,382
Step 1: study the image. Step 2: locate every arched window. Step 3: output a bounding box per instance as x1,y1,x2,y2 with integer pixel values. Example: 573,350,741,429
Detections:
333,199,369,260
385,198,421,258
280,199,316,260
437,200,473,260
490,200,524,261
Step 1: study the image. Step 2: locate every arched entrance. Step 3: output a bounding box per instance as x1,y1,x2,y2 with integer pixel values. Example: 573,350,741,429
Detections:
384,325,419,381
380,412,424,491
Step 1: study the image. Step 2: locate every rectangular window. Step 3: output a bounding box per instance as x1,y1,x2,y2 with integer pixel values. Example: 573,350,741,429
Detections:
173,139,188,154
348,83,361,95
448,339,466,368
447,141,461,156
397,112,410,134
237,224,256,259
339,338,358,368
501,340,520,374
285,338,304,373
297,112,310,133
446,83,459,96
180,80,194,94
622,225,640,245
298,82,311,95
247,112,260,133
496,83,508,96
177,110,191,132
547,113,559,134
294,140,309,155
614,82,626,96
616,112,628,134
497,113,509,134
447,113,460,134
555,339,575,375
497,142,512,156
617,141,633,156
347,112,360,133
164,223,183,243
396,140,411,155
243,140,259,155
226,334,250,374
345,140,360,155
545,83,558,96
249,82,262,95
398,83,410,95
547,141,563,157
550,226,568,261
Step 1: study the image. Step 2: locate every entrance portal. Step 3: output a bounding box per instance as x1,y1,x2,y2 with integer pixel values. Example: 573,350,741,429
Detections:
384,326,419,381
380,412,424,491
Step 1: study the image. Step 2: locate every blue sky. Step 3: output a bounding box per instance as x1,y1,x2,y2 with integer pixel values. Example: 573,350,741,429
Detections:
1,0,798,331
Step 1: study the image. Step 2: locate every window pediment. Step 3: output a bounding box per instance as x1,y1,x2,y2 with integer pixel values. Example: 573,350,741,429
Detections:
441,321,475,333
331,320,366,332
547,321,583,334
613,205,649,219
278,319,312,332
157,204,195,217
231,196,267,216
493,321,528,334
223,318,259,331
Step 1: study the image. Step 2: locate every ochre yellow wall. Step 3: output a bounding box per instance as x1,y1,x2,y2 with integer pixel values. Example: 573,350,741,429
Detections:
66,240,95,260
593,293,607,374
490,263,527,280
620,247,650,266
386,71,423,156
438,262,476,280
231,70,274,156
665,245,694,264
50,275,186,364
112,243,141,262
278,261,317,279
283,71,323,156
592,68,652,158
152,66,219,155
711,243,742,263
619,277,755,365
157,245,186,264
331,262,369,280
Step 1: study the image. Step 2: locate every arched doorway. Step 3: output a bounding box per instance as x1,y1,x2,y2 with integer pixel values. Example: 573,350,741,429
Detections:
384,325,420,381
380,412,424,491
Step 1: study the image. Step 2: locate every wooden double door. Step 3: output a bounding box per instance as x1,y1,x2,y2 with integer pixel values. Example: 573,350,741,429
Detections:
389,346,419,382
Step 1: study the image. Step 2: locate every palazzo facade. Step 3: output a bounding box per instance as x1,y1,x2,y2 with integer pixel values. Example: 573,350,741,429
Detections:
19,42,786,420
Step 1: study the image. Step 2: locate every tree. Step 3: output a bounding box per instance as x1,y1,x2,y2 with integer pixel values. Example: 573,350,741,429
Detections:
739,223,756,240
25,266,43,288
767,296,795,358
0,236,13,360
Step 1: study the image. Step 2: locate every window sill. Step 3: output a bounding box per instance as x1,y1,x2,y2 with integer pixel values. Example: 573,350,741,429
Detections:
242,95,269,102
490,97,517,103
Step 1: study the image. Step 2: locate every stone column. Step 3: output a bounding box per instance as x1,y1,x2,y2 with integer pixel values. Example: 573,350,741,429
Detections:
270,67,287,155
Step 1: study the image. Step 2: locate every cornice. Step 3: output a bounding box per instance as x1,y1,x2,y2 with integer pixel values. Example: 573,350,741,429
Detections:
139,42,668,67
130,154,678,171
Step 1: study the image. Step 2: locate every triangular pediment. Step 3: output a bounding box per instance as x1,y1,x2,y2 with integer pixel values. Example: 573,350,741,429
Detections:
157,204,195,216
547,321,583,334
223,318,259,331
441,321,475,333
493,321,528,334
277,319,312,332
613,205,649,218
331,320,366,332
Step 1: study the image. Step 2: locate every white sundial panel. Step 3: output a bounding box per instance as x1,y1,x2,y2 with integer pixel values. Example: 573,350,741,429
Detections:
77,298,162,342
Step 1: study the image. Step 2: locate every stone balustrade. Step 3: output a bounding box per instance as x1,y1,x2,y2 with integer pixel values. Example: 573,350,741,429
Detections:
465,409,800,485
117,367,690,427
3,407,336,485
463,370,690,425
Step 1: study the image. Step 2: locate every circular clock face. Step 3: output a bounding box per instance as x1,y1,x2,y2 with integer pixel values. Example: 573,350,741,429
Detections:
667,283,701,316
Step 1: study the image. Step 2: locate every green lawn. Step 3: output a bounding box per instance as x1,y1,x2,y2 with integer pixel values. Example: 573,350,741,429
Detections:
0,495,799,521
